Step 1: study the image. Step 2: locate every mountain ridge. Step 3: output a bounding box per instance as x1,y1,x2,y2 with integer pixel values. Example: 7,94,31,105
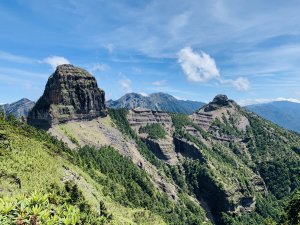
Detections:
245,100,300,133
107,92,205,114
0,98,35,119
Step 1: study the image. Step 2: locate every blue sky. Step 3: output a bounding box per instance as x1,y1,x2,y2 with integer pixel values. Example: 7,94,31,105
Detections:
1,0,300,105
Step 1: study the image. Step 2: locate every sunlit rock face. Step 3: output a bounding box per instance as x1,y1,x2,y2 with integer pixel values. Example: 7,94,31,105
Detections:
28,64,107,129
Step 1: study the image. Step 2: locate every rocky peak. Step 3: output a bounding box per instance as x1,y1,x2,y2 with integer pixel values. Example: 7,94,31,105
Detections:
191,94,248,132
27,64,107,129
202,94,236,112
212,94,231,106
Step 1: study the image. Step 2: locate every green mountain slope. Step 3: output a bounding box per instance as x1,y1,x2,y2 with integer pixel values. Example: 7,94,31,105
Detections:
0,112,211,225
245,101,300,133
0,113,169,224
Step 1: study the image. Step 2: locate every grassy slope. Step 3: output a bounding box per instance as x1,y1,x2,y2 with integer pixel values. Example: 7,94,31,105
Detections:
0,116,166,224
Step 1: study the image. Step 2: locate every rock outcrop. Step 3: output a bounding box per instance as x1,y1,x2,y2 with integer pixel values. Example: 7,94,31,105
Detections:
190,94,249,133
127,108,178,164
28,64,107,129
127,107,173,130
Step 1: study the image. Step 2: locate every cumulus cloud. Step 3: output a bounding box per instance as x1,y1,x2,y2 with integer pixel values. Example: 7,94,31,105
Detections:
152,80,166,86
43,56,70,69
118,76,132,93
178,47,220,82
178,47,250,91
238,97,300,106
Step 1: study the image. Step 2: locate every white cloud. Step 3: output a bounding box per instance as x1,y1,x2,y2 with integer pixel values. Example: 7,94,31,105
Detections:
178,47,220,82
118,76,132,93
178,47,250,91
231,77,250,91
0,51,35,64
238,97,300,106
43,56,70,69
174,95,186,101
89,63,109,72
152,80,166,86
219,77,250,91
140,92,149,97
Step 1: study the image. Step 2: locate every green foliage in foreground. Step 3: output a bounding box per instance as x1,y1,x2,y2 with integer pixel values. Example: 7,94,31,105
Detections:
72,145,208,225
139,123,167,140
0,182,109,225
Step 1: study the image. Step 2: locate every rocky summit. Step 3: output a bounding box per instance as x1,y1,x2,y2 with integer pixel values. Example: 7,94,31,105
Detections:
27,64,107,129
202,94,236,112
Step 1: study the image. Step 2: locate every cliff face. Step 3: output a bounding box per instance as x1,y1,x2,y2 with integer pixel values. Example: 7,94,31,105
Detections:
127,108,178,164
27,64,107,129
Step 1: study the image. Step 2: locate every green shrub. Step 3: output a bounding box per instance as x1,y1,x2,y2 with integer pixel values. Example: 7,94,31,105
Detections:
139,123,167,139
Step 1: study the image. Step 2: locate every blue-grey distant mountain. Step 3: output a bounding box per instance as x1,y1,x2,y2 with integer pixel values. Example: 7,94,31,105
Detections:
0,98,35,118
245,101,300,133
107,92,205,114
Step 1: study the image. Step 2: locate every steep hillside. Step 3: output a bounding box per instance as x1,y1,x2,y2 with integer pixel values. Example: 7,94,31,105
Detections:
107,92,204,114
12,64,299,224
0,112,170,224
114,95,300,224
0,98,35,119
246,101,300,133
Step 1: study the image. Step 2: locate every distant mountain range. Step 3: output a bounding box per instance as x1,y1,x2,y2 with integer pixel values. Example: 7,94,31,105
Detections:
245,101,300,133
0,98,35,118
107,92,205,114
2,95,300,134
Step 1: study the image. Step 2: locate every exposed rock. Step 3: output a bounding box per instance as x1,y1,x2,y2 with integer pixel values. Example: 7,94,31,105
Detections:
174,137,207,162
190,94,249,133
202,94,236,112
127,108,178,164
127,107,173,131
28,64,107,129
190,112,213,130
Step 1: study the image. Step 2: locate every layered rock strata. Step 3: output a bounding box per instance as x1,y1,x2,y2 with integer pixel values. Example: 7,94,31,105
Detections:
28,64,107,129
